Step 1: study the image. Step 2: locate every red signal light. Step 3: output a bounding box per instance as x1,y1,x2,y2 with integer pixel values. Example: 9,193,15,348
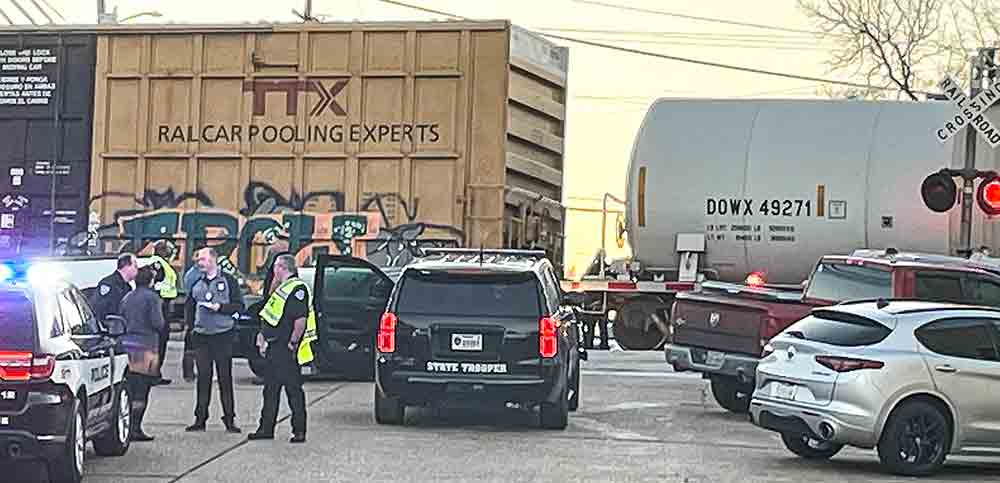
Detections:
377,312,397,353
977,177,1000,216
745,271,766,287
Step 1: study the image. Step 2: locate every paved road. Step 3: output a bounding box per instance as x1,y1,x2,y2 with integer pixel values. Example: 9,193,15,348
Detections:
6,344,1000,482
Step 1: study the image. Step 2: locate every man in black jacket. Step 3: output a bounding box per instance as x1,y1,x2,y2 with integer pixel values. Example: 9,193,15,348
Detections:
90,253,138,323
184,247,243,433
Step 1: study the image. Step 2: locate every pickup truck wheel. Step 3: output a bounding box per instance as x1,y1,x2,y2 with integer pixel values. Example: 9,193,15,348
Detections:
781,432,843,460
614,299,668,350
710,376,751,414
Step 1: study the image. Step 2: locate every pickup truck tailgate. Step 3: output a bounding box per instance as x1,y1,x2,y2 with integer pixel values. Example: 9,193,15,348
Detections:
672,294,766,356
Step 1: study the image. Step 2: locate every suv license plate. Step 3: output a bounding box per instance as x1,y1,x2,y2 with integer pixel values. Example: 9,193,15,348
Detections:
451,334,483,351
771,382,797,400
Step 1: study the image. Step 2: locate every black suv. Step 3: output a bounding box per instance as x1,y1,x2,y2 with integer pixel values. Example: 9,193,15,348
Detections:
373,249,584,429
0,261,131,483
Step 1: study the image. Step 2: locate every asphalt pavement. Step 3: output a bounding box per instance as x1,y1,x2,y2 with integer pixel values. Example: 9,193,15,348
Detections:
5,343,1000,482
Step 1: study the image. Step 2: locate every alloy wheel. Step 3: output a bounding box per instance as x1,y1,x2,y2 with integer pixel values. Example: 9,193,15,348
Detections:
897,414,946,466
118,390,131,443
74,413,85,475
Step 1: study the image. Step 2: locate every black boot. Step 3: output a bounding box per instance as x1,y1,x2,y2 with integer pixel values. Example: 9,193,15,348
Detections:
131,402,154,442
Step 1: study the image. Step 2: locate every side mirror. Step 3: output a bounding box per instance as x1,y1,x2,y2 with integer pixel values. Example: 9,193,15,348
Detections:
103,315,127,337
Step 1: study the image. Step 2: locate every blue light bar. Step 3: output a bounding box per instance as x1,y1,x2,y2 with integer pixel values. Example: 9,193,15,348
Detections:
0,264,13,282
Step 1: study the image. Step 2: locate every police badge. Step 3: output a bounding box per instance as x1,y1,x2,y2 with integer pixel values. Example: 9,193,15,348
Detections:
99,285,111,296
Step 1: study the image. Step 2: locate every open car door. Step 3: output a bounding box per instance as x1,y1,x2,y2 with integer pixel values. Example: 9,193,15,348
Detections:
313,255,395,379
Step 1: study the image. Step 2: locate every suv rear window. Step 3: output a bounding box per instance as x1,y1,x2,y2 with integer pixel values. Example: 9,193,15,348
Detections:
784,310,892,346
804,262,891,302
395,270,542,318
0,291,35,351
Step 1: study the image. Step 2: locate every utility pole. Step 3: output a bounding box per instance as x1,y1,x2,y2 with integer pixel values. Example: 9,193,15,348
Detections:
305,0,313,19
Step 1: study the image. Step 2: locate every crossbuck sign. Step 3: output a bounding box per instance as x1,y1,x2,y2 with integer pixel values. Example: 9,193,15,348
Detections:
935,77,1000,147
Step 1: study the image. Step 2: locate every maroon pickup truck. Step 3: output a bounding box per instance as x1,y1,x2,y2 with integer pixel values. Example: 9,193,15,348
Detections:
664,250,1000,414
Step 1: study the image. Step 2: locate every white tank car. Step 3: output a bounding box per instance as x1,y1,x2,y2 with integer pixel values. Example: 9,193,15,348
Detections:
624,99,986,285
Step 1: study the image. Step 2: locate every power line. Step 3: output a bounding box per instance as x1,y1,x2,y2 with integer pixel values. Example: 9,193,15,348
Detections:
540,33,928,96
571,0,825,36
536,27,837,42
378,0,926,97
574,36,831,52
379,0,463,19
27,0,53,24
38,0,66,23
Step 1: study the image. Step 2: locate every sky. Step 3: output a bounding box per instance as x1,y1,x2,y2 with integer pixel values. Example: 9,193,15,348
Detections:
12,0,864,276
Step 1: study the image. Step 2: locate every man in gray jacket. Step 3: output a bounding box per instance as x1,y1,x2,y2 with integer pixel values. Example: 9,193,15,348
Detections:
185,247,243,433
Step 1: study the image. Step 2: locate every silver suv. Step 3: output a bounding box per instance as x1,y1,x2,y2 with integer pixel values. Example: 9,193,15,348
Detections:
749,300,1000,476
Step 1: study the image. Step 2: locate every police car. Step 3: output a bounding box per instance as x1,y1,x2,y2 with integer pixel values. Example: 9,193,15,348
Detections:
0,261,131,482
374,249,586,429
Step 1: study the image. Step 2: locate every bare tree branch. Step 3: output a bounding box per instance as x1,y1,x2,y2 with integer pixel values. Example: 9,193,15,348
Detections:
799,0,944,100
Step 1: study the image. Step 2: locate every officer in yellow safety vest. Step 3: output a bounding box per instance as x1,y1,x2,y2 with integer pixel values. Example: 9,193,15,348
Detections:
248,254,316,444
151,241,179,386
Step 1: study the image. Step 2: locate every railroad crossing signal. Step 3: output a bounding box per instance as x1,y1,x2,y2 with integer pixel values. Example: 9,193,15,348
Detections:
935,76,1000,147
921,172,958,212
920,169,1000,216
978,176,1000,216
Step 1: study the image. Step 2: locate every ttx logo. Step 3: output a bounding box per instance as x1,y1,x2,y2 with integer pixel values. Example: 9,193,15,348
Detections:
242,79,349,117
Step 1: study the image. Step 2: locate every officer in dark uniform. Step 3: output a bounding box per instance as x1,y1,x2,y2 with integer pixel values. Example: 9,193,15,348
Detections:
248,254,313,443
90,253,139,323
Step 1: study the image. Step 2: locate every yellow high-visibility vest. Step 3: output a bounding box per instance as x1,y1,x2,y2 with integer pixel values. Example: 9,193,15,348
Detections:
150,255,178,299
259,277,317,366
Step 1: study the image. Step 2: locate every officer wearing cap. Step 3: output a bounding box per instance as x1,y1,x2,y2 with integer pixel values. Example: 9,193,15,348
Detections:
248,254,316,443
90,253,138,324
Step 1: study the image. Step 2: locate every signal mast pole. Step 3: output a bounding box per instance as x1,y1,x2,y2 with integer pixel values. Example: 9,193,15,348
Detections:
959,54,984,257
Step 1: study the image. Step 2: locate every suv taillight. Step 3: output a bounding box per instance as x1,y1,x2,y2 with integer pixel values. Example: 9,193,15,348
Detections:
377,312,397,353
539,317,557,358
0,352,54,381
31,355,55,379
815,355,884,372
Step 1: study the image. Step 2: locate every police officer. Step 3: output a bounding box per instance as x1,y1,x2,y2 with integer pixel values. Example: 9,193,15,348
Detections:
90,253,139,324
181,263,201,381
150,241,178,386
185,247,243,434
247,254,317,443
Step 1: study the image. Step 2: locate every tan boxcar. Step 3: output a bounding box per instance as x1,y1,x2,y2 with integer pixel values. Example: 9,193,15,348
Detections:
86,21,566,279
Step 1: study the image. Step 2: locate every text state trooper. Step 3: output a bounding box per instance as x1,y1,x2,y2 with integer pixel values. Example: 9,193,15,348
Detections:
248,254,317,443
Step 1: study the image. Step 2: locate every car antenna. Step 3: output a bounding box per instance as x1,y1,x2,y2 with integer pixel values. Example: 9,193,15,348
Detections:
876,298,889,309
479,243,484,266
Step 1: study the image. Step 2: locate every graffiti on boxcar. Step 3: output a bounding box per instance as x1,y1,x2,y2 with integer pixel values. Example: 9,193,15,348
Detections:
360,192,464,267
65,182,466,275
